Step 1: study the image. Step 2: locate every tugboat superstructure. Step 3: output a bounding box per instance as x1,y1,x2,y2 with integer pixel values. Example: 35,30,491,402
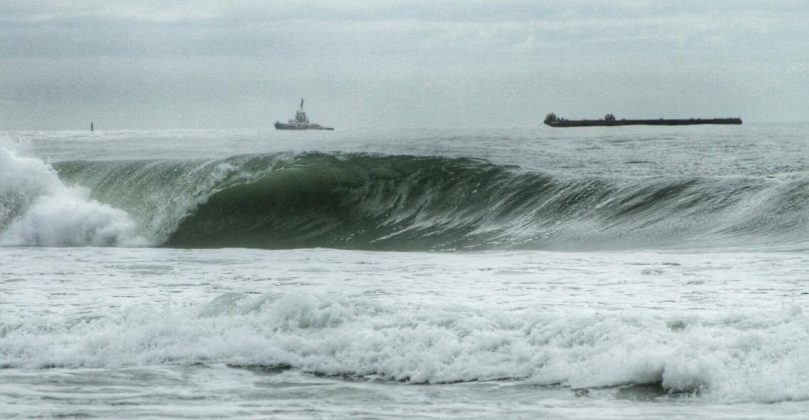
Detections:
275,99,333,130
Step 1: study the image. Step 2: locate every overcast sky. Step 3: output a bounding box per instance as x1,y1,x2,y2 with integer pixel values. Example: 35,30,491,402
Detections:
1,0,807,129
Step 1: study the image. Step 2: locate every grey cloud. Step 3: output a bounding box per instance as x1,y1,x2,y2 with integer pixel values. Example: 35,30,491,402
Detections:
1,1,807,129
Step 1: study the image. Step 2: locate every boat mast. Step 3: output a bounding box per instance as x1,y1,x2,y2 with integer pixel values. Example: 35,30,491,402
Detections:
294,98,309,123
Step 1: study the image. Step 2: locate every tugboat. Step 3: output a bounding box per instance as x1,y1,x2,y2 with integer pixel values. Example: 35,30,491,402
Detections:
275,99,333,130
544,113,742,127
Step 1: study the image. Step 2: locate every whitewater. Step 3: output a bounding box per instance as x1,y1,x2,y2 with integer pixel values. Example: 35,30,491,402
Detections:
2,125,809,419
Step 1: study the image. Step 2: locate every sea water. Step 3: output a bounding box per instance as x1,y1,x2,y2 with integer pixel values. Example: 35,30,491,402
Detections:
2,125,809,418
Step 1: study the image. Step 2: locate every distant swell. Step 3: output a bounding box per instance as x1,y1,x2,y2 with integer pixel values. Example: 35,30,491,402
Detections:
4,150,809,250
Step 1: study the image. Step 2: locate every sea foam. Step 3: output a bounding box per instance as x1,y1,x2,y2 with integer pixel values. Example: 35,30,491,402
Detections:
0,146,145,246
2,292,807,403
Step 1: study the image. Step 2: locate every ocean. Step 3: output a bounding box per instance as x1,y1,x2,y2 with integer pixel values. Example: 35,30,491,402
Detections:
2,125,809,419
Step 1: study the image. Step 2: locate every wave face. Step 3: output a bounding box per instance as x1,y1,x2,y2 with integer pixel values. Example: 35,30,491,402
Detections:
3,149,809,249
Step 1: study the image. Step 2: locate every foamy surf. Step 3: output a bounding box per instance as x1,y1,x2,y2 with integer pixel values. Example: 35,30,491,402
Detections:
2,291,807,403
0,147,146,246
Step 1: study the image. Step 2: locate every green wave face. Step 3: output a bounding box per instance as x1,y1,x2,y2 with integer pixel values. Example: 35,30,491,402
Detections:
163,153,535,250
50,153,809,251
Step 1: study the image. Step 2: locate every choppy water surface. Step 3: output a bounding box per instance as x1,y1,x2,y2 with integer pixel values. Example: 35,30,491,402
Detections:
2,125,809,418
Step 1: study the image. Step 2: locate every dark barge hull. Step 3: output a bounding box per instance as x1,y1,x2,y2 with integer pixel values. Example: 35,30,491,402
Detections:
545,118,742,127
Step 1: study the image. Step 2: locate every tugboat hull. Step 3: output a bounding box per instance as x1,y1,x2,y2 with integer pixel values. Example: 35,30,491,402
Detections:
274,99,333,130
274,122,334,130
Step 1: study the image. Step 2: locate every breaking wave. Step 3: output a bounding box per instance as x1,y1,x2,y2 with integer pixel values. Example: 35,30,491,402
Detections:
0,147,145,247
2,291,808,403
3,148,809,249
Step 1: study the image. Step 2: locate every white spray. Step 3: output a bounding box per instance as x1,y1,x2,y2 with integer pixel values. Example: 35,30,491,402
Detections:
0,146,146,247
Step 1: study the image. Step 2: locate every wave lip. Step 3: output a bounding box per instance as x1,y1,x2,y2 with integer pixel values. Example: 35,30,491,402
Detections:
2,292,808,403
